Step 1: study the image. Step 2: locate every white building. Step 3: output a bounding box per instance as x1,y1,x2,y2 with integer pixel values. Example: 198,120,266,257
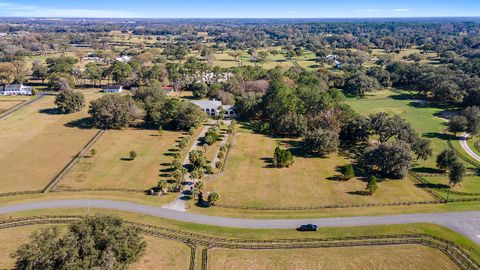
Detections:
102,85,123,93
0,84,34,96
116,56,132,63
197,72,234,84
190,99,236,117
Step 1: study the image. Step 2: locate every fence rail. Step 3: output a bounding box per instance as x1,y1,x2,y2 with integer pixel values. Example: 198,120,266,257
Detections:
0,215,477,270
43,129,106,193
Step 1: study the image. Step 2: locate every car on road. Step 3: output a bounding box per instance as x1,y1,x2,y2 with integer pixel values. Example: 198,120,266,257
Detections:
297,224,318,231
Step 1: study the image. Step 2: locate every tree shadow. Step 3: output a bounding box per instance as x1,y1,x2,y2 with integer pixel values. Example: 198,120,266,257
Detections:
347,191,370,196
390,93,415,100
423,132,453,141
64,117,95,130
411,167,445,174
159,167,174,173
39,108,61,115
415,183,450,189
260,157,274,168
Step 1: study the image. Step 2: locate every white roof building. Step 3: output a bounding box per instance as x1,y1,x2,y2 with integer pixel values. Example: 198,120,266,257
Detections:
116,56,132,63
0,84,33,96
190,99,236,117
102,85,123,93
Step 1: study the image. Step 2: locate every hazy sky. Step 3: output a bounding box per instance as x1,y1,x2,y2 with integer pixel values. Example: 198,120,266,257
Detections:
0,0,479,18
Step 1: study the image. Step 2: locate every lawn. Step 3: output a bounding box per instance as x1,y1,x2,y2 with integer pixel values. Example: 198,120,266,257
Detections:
129,236,191,270
208,245,458,270
0,97,28,113
0,225,191,270
423,175,480,194
204,126,433,208
59,129,184,190
345,89,449,170
0,93,101,193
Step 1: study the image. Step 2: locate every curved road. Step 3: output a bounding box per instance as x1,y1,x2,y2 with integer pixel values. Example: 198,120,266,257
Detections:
0,199,480,244
460,133,480,163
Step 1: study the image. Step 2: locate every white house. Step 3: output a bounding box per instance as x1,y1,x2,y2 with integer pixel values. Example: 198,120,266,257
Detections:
0,84,34,96
190,99,236,117
102,85,123,93
116,55,132,63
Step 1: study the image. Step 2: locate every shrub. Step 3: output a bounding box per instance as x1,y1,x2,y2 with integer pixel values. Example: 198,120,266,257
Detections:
274,146,294,168
208,192,220,206
366,176,378,195
129,150,137,160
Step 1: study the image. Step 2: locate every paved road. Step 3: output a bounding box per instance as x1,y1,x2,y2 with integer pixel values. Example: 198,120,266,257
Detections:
460,133,480,163
0,199,480,244
0,94,45,120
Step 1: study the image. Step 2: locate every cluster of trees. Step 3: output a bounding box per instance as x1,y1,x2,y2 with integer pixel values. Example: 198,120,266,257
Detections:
13,215,146,270
436,150,466,186
341,112,432,179
133,81,207,130
88,80,208,130
448,106,480,137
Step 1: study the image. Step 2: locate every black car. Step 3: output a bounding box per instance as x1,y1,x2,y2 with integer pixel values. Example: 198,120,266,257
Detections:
297,224,318,231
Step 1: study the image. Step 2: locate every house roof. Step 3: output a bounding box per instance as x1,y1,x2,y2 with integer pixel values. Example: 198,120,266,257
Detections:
190,100,222,110
101,85,123,89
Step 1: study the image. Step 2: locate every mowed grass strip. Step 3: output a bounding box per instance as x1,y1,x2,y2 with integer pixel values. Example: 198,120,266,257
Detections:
207,245,459,270
60,129,183,190
0,225,191,270
0,94,100,193
205,128,433,208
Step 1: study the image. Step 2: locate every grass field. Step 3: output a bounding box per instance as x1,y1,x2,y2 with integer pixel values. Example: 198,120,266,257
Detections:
208,244,458,270
60,129,183,190
346,89,449,170
204,126,433,208
0,96,31,113
129,236,191,270
0,225,58,269
424,175,480,194
0,93,101,193
0,225,190,270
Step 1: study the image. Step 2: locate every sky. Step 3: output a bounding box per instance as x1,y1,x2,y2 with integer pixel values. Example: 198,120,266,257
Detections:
0,0,479,18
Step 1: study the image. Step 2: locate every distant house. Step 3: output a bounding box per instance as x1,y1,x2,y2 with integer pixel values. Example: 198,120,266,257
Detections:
190,99,236,117
163,86,175,94
0,84,34,96
116,55,132,63
102,85,123,93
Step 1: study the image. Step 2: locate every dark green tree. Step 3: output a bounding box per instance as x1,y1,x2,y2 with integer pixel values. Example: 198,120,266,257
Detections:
13,215,146,270
55,90,85,113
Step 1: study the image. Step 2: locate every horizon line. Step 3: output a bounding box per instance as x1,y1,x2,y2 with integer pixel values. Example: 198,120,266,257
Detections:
1,16,480,20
